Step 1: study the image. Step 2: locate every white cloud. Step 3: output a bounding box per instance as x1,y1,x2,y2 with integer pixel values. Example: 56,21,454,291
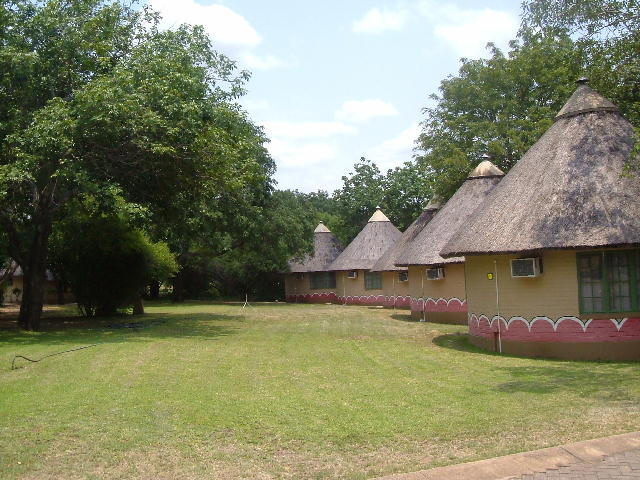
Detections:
149,0,262,48
240,52,288,71
335,99,398,124
240,98,270,113
417,1,518,58
263,121,357,139
268,139,337,168
366,123,421,171
352,7,409,34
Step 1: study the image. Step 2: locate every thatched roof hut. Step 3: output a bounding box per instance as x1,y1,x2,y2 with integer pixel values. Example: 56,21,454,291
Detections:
441,81,639,258
288,222,343,273
329,209,402,271
395,161,504,266
371,197,441,272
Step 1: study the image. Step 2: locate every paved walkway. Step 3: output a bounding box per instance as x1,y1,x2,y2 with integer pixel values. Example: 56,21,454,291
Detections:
514,448,640,479
375,432,640,480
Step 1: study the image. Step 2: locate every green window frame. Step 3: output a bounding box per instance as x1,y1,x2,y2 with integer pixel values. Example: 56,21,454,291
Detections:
577,250,639,314
310,272,336,290
364,271,382,290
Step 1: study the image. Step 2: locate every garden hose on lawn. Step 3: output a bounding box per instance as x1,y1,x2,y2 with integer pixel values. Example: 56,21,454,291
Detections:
11,344,99,370
10,317,167,370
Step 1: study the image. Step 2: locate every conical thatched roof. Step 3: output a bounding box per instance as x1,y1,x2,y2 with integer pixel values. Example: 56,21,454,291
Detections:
288,222,344,273
329,209,402,271
395,161,504,266
371,198,441,272
441,82,639,258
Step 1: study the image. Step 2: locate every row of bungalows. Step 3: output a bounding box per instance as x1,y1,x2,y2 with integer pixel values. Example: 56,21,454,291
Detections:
284,80,640,361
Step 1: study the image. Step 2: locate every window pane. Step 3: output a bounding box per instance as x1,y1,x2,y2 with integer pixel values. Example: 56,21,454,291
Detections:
607,251,631,312
578,253,604,313
364,272,382,290
310,272,336,289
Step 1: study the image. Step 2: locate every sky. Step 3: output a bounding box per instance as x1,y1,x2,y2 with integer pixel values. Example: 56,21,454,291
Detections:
148,0,523,193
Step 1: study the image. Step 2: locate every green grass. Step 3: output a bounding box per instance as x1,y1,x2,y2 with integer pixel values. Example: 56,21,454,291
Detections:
1,302,639,479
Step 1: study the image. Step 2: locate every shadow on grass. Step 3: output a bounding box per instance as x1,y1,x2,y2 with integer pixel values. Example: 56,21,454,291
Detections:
433,333,640,398
391,313,419,323
0,312,241,348
494,365,639,399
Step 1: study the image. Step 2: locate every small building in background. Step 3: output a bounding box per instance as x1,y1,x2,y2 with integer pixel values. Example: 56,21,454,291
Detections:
284,222,344,303
370,198,441,309
395,161,504,323
441,80,640,360
1,264,72,305
329,209,401,306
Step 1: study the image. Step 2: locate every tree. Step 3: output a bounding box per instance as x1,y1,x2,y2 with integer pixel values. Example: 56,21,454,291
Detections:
51,213,176,317
521,0,640,127
332,158,386,241
0,0,271,329
417,33,586,199
382,162,434,231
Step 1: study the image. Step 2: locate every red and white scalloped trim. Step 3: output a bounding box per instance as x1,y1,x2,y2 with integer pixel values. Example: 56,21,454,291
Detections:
410,297,467,313
468,313,640,342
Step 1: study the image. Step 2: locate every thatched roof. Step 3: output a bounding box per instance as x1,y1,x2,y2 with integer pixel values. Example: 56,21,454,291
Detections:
395,161,504,266
371,198,441,272
288,222,344,273
329,209,402,271
441,82,639,257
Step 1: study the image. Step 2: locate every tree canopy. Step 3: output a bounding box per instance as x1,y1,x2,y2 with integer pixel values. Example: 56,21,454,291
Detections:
0,0,275,328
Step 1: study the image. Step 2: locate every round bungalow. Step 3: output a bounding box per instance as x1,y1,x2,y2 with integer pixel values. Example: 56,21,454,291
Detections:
329,209,401,306
440,80,640,361
284,222,343,303
370,198,441,309
395,161,504,323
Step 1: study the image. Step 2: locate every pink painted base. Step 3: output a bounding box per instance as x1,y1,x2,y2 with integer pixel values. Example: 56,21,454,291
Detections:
410,297,467,315
469,314,640,343
285,294,413,308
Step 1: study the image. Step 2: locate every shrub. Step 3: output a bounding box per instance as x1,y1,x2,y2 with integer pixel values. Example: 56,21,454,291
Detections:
53,216,177,316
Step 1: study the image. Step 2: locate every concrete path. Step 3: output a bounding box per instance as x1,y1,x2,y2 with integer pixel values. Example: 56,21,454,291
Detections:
374,432,640,480
514,448,640,478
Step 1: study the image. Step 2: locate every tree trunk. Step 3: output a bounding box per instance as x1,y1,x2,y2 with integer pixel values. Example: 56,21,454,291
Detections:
149,280,160,299
19,220,52,331
172,272,184,303
55,279,65,305
132,295,144,315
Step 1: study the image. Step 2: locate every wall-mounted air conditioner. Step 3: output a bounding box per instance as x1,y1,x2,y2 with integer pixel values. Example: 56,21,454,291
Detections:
347,270,358,279
511,258,543,278
426,267,444,280
398,271,409,282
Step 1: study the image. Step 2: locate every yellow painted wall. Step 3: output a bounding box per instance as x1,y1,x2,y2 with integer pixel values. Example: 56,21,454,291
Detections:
464,250,580,319
2,277,71,305
381,271,411,299
406,263,466,301
284,273,337,297
335,270,384,298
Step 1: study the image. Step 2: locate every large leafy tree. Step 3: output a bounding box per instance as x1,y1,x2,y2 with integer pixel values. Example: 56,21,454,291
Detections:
332,158,385,241
0,0,273,329
521,0,640,127
417,33,586,199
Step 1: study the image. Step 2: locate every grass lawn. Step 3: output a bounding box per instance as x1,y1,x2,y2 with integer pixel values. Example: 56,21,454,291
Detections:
1,302,639,479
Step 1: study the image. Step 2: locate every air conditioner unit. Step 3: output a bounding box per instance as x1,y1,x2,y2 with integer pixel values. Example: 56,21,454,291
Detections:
347,270,358,279
426,267,444,280
511,258,542,278
398,271,409,282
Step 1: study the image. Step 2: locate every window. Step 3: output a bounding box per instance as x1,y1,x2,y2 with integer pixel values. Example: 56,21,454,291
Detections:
398,271,408,282
577,250,639,313
364,271,382,290
310,272,336,289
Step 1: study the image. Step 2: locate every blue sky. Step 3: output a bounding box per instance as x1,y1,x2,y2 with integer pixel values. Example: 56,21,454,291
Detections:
149,0,522,193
